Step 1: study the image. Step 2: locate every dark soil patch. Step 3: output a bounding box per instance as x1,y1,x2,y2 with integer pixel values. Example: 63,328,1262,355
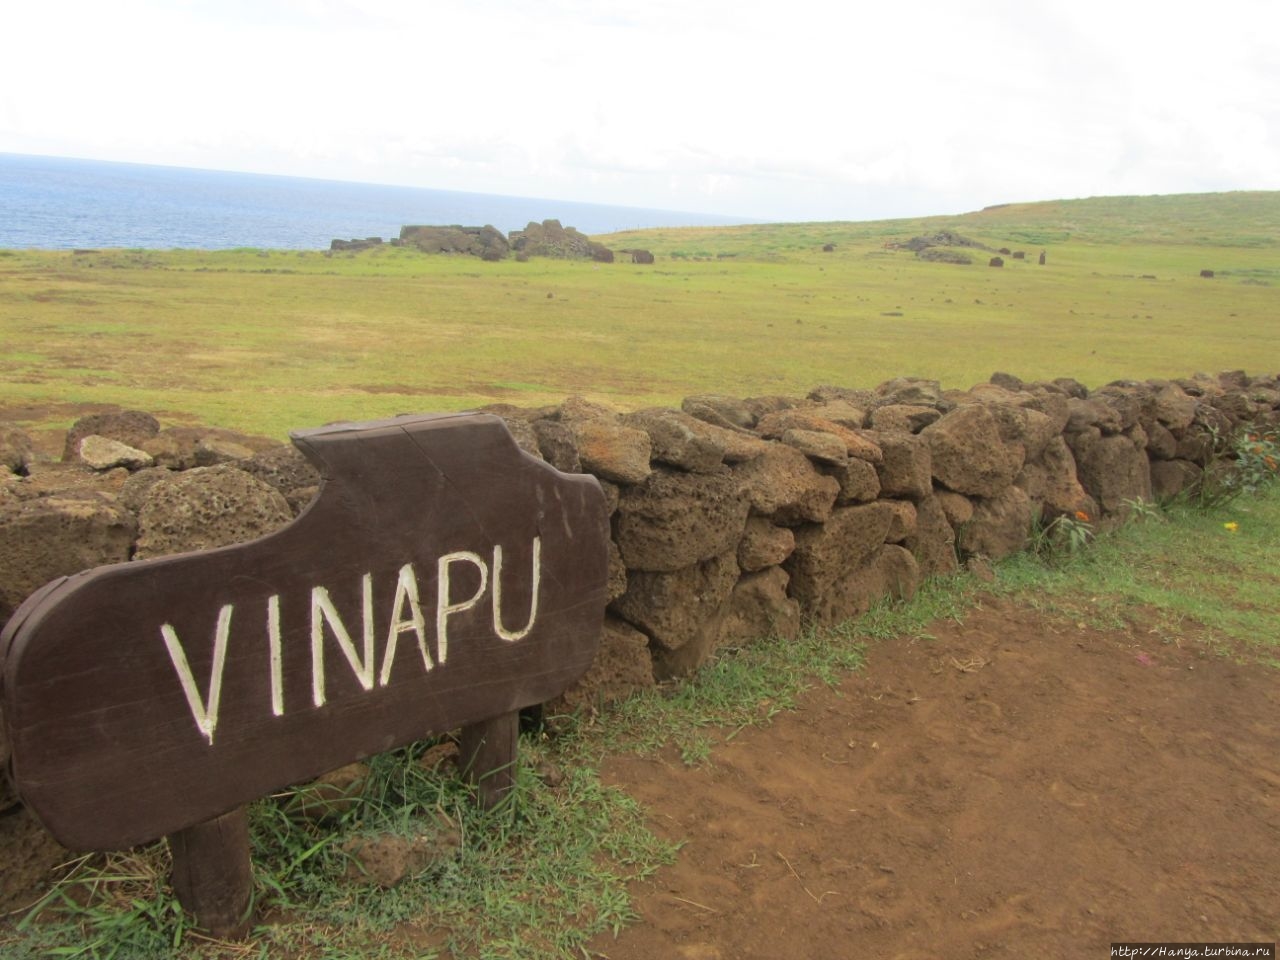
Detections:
589,598,1280,959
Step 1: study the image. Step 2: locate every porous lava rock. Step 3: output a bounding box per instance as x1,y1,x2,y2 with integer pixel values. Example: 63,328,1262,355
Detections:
550,616,656,714
785,501,895,620
63,410,159,462
733,444,840,525
0,492,136,624
958,486,1034,560
925,405,1022,497
612,550,739,679
718,566,801,646
737,516,796,572
134,464,293,559
615,469,749,572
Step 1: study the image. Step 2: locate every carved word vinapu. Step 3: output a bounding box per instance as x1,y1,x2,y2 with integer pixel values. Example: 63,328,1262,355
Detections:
159,538,542,745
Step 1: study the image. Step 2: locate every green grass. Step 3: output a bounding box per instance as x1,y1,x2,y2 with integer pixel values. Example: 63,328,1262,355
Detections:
2,192,1278,440
993,484,1280,663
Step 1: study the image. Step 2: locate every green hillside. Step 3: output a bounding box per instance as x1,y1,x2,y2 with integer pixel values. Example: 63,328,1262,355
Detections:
1,192,1277,439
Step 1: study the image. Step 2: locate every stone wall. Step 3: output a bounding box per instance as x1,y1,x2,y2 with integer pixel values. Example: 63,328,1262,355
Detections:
2,370,1278,810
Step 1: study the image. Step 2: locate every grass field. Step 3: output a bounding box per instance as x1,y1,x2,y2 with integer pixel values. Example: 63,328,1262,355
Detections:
1,191,1277,439
3,190,1279,957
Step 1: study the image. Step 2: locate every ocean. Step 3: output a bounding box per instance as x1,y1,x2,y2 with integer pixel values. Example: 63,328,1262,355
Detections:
0,153,749,250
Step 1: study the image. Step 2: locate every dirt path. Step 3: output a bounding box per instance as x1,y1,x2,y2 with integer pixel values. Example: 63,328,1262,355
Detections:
589,598,1280,960
3,596,1278,956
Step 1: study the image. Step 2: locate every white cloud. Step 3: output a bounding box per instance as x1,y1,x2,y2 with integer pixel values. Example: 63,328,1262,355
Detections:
3,0,1278,221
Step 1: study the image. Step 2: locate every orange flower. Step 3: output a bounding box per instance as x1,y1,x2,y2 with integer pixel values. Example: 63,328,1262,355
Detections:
1074,510,1090,522
1266,456,1277,471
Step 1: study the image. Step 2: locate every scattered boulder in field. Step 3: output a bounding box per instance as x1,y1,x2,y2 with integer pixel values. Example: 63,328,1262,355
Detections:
509,220,595,259
400,224,510,259
989,256,1004,268
286,762,370,824
1200,269,1215,278
341,821,461,888
629,249,655,264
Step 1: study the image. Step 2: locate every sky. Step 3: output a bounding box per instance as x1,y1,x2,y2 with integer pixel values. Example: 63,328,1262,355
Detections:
3,0,1278,223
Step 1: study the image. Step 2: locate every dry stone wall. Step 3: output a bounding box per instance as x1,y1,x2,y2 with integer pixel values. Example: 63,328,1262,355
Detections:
2,371,1279,811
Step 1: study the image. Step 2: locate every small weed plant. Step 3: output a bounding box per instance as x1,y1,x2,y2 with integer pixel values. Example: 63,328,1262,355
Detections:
1186,426,1280,508
1029,509,1095,562
1233,429,1280,495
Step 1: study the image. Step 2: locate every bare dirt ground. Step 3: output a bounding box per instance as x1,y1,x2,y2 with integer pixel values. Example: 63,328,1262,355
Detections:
588,598,1280,960
2,595,1278,958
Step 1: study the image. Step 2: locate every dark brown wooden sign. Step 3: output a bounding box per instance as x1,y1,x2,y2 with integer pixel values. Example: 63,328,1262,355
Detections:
0,413,609,855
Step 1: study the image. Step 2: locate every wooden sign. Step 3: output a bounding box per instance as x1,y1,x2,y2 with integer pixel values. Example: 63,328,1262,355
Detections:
0,413,609,928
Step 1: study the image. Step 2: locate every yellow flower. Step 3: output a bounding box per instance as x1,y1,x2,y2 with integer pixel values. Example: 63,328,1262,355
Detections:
1224,522,1240,533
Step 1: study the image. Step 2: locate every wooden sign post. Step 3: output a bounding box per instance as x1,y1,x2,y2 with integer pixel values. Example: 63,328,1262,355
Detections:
0,413,609,938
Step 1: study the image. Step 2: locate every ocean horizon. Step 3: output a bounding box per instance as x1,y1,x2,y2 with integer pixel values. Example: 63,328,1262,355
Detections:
0,153,753,250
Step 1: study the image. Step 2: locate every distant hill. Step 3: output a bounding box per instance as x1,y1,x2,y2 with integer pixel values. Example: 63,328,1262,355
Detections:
597,191,1280,257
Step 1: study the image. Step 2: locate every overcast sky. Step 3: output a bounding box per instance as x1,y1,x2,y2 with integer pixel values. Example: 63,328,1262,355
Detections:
4,0,1277,223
